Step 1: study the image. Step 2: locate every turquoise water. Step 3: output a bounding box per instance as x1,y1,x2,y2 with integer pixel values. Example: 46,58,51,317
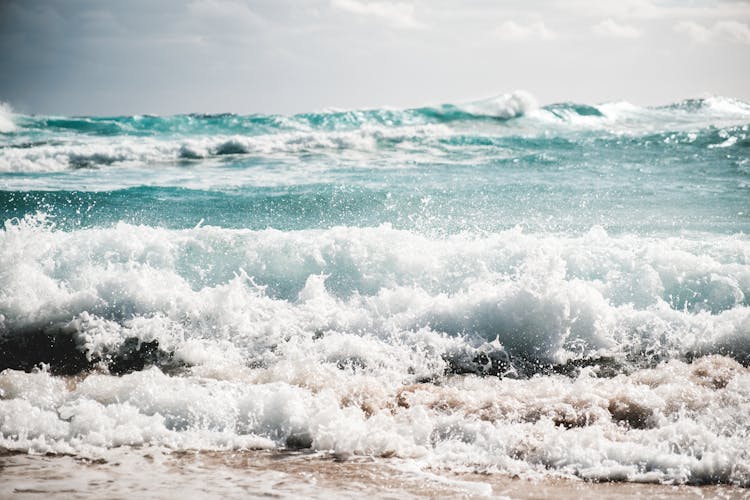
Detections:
2,95,748,234
1,93,749,484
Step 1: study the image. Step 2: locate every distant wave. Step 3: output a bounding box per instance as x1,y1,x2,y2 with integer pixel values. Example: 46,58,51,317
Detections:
416,90,538,121
4,93,750,135
1,93,748,172
0,124,746,173
658,95,750,115
0,102,16,133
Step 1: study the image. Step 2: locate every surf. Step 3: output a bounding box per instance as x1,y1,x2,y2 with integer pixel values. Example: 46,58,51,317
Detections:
2,91,750,486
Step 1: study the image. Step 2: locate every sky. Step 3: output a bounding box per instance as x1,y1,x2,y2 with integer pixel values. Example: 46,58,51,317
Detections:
0,0,749,116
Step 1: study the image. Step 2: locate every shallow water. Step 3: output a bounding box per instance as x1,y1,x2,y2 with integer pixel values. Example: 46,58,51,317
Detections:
1,449,746,499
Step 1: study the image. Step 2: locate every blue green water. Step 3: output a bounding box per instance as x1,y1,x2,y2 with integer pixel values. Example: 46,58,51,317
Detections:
2,94,748,234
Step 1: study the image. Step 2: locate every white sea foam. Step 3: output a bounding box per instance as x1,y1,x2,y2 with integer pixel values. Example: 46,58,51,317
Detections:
0,124,452,173
457,91,538,119
1,218,748,360
0,103,16,134
1,355,748,484
530,97,750,133
701,96,750,117
1,218,749,482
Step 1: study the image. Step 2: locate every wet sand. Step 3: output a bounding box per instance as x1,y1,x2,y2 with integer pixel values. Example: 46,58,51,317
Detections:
1,449,747,499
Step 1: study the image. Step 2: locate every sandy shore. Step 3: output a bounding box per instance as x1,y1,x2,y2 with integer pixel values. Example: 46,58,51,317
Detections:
1,449,747,499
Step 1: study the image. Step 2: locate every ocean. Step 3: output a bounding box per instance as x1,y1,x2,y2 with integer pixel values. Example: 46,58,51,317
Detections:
1,91,749,491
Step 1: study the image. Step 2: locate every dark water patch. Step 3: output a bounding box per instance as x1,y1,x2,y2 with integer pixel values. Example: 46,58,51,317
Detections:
284,433,314,450
551,356,629,378
440,338,711,380
178,145,203,159
67,153,121,169
442,338,750,382
0,327,93,375
0,140,56,150
106,338,183,375
0,328,184,376
213,140,249,155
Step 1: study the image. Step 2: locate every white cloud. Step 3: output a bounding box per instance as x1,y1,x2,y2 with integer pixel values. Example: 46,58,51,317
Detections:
715,21,750,44
331,0,423,29
675,20,750,44
592,19,641,39
496,20,556,41
674,21,712,43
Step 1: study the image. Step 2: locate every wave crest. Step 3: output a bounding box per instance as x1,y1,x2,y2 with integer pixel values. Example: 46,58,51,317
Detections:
430,90,538,120
1,93,749,173
1,218,748,376
0,102,17,133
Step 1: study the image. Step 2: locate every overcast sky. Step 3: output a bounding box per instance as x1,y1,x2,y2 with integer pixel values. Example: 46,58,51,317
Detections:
1,0,749,116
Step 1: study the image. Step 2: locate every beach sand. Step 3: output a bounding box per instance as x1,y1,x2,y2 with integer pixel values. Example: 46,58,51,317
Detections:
1,449,746,499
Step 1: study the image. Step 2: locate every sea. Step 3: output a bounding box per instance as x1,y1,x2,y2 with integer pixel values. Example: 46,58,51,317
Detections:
1,91,749,491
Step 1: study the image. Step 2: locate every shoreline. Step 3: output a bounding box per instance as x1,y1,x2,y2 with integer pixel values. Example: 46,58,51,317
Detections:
1,448,746,499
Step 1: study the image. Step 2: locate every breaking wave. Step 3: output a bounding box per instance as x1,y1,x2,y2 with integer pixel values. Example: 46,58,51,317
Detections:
1,216,748,375
0,103,16,134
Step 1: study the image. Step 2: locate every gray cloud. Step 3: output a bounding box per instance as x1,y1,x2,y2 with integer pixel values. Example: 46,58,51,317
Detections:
0,0,748,115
